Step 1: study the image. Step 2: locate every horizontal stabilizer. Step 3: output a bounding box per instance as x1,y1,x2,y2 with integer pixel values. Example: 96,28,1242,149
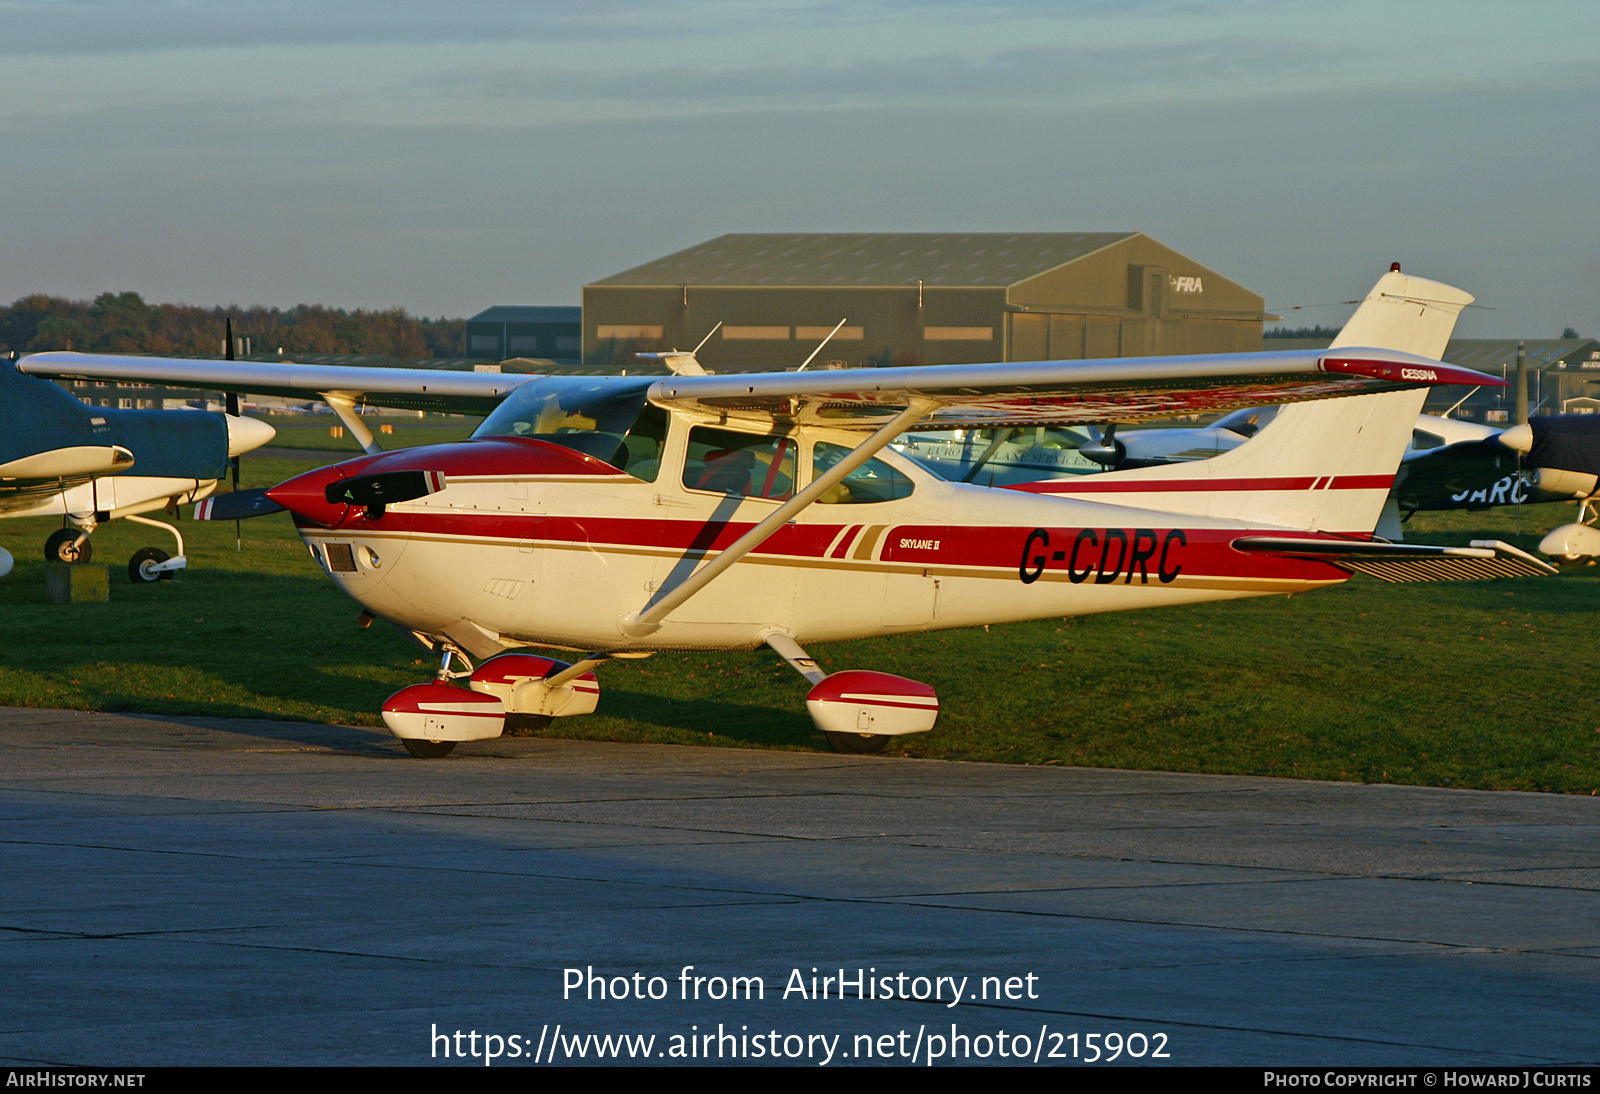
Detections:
194,489,285,521
1231,536,1557,582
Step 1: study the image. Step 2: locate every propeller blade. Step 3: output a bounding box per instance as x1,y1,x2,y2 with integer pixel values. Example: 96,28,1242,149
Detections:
195,489,284,522
223,317,244,545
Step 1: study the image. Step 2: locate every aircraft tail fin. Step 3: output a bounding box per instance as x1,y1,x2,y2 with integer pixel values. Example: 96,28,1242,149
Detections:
1037,269,1476,534
1327,267,1474,360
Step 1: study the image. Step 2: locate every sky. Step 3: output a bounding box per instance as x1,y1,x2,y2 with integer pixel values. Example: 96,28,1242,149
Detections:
1,0,1595,336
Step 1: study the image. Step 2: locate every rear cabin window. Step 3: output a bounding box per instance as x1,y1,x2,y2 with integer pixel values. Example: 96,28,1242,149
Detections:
812,442,915,504
683,428,796,500
472,377,667,481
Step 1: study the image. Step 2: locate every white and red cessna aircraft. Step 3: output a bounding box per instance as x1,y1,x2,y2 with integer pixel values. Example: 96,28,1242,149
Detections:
18,269,1553,756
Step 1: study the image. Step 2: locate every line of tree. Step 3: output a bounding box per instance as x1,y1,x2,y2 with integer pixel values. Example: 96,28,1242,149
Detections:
0,292,467,358
1264,325,1341,339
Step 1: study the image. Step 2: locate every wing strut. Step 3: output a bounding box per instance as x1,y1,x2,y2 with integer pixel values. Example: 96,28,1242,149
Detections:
618,398,936,639
321,392,383,455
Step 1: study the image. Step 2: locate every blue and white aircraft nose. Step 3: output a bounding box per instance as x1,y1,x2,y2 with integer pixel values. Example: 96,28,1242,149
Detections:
225,414,277,457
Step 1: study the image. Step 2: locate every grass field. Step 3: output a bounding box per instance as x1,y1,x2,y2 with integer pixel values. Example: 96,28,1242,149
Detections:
3,447,1597,792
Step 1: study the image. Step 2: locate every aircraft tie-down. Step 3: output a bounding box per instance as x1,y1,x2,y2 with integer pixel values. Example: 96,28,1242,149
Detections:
18,269,1553,755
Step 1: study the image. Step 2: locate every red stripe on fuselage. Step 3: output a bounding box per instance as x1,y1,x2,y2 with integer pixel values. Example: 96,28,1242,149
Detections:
301,509,1353,583
881,524,1350,582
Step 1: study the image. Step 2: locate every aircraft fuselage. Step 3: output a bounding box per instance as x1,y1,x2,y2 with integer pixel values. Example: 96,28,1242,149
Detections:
279,424,1352,659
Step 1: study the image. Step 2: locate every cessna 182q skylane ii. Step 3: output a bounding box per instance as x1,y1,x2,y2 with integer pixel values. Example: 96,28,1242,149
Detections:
18,270,1554,755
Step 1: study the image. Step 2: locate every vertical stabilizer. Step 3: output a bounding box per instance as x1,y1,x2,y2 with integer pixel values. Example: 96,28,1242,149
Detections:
1329,269,1475,359
1043,269,1475,534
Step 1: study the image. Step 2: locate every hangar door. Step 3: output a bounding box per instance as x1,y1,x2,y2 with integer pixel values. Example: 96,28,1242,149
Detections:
1008,313,1119,361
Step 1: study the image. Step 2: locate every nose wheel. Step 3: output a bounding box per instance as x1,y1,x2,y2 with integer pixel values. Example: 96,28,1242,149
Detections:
401,738,456,759
823,732,891,754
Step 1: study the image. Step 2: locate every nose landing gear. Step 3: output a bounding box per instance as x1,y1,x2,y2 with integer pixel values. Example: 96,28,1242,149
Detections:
381,647,503,759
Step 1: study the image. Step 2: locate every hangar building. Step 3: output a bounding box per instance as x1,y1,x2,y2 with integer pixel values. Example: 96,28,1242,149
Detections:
463,306,581,362
583,233,1271,372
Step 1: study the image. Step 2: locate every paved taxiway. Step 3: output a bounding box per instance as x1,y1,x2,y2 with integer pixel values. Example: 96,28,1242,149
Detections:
2,707,1597,1067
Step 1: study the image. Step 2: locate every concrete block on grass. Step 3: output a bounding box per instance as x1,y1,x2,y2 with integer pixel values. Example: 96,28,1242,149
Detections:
45,563,109,603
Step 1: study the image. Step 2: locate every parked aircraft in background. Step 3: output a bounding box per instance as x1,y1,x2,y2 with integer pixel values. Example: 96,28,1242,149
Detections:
17,269,1552,756
1509,414,1600,560
0,357,275,581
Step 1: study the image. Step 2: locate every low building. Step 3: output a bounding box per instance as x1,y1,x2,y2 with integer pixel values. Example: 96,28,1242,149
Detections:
463,306,581,361
584,233,1272,372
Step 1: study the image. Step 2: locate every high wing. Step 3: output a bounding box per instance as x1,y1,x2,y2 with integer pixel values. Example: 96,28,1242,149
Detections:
19,346,1498,430
647,349,1498,428
16,353,532,415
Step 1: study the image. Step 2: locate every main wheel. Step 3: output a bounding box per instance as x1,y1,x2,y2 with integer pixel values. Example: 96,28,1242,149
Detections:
503,713,555,737
825,731,892,755
128,547,172,583
402,738,456,759
45,528,91,564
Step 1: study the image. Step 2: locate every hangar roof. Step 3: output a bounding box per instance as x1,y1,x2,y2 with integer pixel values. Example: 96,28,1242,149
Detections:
467,306,581,324
590,233,1140,288
1442,339,1597,369
1266,338,1599,369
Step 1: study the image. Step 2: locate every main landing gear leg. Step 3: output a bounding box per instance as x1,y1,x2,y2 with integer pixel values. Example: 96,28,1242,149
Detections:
123,514,188,583
764,631,897,755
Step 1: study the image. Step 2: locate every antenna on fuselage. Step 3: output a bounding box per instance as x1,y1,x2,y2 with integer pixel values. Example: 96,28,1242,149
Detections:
797,318,848,372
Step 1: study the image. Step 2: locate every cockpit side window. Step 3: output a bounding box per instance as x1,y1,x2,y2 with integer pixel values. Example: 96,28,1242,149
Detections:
682,427,795,500
472,377,666,481
812,442,915,504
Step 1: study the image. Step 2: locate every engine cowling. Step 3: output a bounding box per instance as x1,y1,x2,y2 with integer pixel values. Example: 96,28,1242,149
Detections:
1531,467,1600,499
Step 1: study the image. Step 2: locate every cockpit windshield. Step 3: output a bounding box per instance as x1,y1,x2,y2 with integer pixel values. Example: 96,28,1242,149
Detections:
472,376,668,480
